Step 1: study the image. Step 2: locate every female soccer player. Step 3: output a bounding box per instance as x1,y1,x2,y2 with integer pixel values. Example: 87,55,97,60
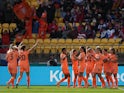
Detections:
108,48,118,88
78,46,88,88
102,49,114,88
85,48,95,87
57,48,70,87
92,47,105,88
70,49,79,88
6,45,19,88
16,40,39,88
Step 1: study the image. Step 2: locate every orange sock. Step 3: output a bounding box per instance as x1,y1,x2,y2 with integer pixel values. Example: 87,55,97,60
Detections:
109,76,114,86
78,77,82,87
8,77,14,85
100,77,105,87
114,77,118,86
17,76,22,84
58,78,66,84
27,76,30,87
106,75,110,87
92,77,96,87
82,77,88,85
73,77,77,87
67,77,70,87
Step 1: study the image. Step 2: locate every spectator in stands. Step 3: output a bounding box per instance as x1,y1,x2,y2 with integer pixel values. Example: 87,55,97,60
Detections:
85,24,95,38
64,11,72,22
38,12,48,39
49,29,57,38
56,26,62,38
106,23,115,38
47,20,58,33
47,54,57,66
0,7,4,23
1,30,10,45
46,0,55,23
97,19,107,32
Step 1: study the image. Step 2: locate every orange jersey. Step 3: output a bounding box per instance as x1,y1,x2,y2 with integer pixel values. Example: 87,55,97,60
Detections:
102,53,110,73
108,53,118,73
78,52,86,72
6,50,19,73
93,53,103,73
71,55,78,70
60,53,68,70
6,50,19,66
18,50,29,67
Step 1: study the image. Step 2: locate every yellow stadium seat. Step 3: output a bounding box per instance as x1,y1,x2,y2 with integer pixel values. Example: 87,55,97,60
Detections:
2,23,9,32
100,38,108,45
0,34,1,38
54,18,59,23
36,46,42,54
22,39,29,45
58,39,65,44
9,23,17,32
43,45,51,54
108,39,115,45
58,18,63,23
104,45,111,50
65,39,72,44
80,39,86,45
51,39,58,44
73,45,80,50
86,39,93,45
115,38,121,45
58,23,65,27
28,39,36,47
32,34,36,39
72,39,80,45
0,24,2,33
31,1,39,8
93,38,101,45
43,39,51,44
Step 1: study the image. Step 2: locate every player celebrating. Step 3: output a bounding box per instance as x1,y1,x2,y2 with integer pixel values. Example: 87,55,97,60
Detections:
92,47,105,88
6,45,19,88
85,48,95,87
102,49,114,88
70,49,79,88
78,46,88,88
57,48,70,87
16,40,39,88
109,48,118,88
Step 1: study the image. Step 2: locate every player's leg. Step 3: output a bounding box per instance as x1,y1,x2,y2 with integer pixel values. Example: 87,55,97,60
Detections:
57,74,68,87
108,73,114,88
7,73,15,88
113,73,118,88
67,74,70,87
16,72,23,88
26,72,30,88
105,73,110,87
78,72,82,87
73,73,78,88
92,73,97,88
98,73,105,88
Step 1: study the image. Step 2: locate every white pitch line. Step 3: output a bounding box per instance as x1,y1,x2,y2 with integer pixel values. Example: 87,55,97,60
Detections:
118,87,124,91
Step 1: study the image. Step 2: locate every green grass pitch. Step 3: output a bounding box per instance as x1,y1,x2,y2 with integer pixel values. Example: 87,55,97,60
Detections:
0,86,124,93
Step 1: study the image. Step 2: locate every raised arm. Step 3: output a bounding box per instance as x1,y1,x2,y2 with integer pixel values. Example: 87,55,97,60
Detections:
28,40,39,52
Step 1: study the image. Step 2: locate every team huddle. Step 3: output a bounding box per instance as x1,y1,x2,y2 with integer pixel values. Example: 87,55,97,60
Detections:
57,46,118,88
6,41,39,88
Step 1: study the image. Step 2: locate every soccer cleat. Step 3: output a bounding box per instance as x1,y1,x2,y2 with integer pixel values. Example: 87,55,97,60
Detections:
16,83,18,88
56,82,60,87
6,83,10,89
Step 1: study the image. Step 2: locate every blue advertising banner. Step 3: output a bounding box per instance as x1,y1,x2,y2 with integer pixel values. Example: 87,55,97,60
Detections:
0,66,124,86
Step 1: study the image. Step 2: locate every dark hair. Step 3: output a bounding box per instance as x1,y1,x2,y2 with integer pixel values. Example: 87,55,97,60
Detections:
97,48,102,53
21,45,26,50
80,46,86,54
111,48,115,54
62,48,66,52
73,49,76,53
103,49,108,52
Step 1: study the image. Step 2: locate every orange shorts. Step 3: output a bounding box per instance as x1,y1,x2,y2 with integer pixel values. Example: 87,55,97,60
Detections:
92,64,103,74
111,66,118,74
62,68,70,75
78,64,85,73
19,65,30,72
86,63,94,74
73,68,78,75
8,65,17,74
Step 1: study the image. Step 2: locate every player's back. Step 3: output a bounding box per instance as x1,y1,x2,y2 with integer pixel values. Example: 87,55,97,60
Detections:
6,50,18,66
71,55,78,70
19,50,29,66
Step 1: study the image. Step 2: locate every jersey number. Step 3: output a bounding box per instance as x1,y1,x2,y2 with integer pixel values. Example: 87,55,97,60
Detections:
20,55,26,61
